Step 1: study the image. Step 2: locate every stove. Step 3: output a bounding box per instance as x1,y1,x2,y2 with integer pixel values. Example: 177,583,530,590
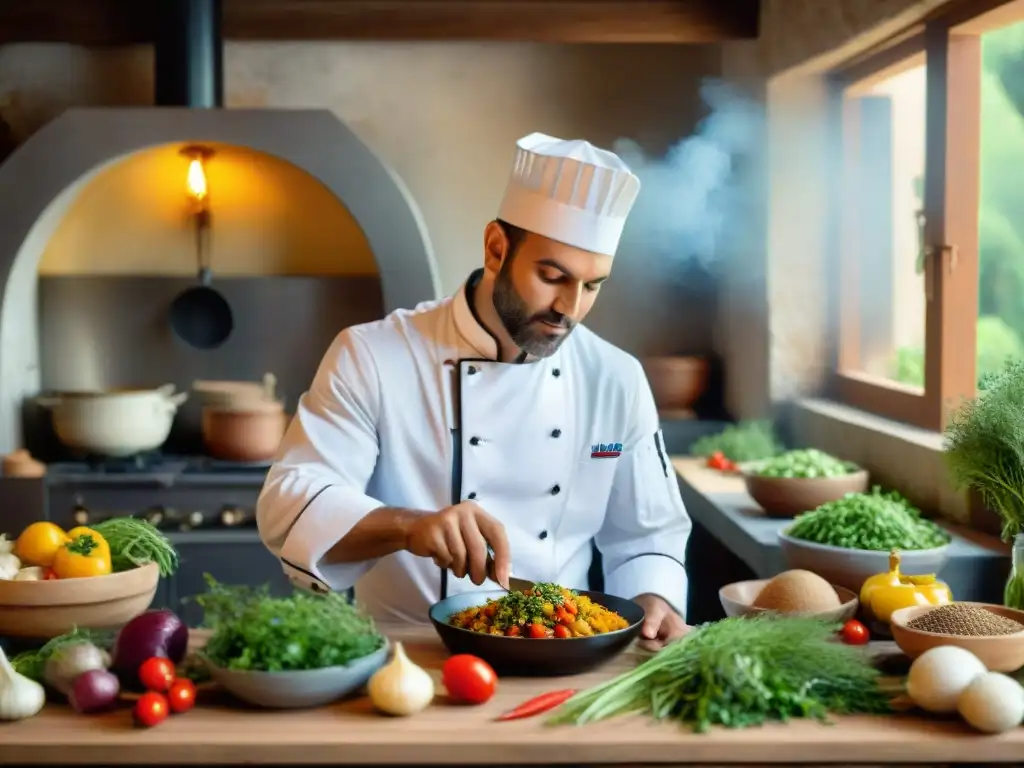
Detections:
45,453,271,534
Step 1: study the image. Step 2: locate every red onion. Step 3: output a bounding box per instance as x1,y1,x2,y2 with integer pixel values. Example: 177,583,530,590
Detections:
69,669,120,714
111,610,188,689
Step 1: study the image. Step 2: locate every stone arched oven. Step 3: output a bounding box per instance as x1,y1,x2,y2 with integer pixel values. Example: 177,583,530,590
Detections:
0,108,440,452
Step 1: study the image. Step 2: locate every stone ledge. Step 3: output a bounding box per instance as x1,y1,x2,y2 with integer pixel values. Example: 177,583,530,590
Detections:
672,456,1008,603
789,397,966,523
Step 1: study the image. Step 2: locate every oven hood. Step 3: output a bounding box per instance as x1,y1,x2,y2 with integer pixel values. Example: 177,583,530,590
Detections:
155,0,224,108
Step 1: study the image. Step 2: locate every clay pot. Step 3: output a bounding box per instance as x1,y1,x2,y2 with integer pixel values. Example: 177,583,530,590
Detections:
194,372,277,410
2,450,45,478
202,400,289,462
642,356,710,411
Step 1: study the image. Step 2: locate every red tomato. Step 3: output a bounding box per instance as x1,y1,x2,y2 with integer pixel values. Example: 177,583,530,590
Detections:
707,451,733,471
553,624,572,639
839,619,870,645
527,623,547,638
442,654,498,704
167,678,197,713
138,657,176,692
504,625,521,637
43,568,58,580
134,692,170,728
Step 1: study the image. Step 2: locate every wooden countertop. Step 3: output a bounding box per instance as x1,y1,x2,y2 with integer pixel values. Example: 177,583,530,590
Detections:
4,624,1024,765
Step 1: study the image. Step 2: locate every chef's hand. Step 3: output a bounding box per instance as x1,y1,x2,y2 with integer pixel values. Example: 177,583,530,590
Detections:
633,593,691,652
405,501,511,587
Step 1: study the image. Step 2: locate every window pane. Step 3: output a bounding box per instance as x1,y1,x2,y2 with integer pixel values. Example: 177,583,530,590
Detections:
844,62,928,388
978,21,1024,388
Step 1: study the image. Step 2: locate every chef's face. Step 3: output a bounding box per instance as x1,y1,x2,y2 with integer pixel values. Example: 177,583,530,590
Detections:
485,220,612,358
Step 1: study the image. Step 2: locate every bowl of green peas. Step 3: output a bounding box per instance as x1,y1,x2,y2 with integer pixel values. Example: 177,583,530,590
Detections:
777,488,953,593
740,449,870,518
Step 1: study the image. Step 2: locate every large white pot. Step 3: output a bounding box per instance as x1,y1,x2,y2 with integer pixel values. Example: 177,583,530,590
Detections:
37,384,188,457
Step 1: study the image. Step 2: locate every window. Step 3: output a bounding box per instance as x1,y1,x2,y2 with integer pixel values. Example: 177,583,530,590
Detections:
830,0,1024,430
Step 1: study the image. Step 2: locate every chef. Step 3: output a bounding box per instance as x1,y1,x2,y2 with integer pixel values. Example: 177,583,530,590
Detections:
256,132,693,649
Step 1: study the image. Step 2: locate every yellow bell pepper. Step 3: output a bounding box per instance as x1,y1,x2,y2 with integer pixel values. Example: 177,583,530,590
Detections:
52,531,112,579
66,526,110,552
860,549,952,623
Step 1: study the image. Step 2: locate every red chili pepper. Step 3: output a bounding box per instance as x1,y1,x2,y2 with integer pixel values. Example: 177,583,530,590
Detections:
495,689,577,721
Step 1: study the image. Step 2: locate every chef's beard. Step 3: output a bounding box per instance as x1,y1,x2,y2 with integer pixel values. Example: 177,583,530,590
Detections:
492,260,575,358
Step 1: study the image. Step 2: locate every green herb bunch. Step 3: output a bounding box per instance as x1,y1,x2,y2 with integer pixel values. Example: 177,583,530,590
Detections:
194,575,384,672
690,420,782,462
785,488,950,551
945,360,1024,541
92,516,179,576
548,615,893,733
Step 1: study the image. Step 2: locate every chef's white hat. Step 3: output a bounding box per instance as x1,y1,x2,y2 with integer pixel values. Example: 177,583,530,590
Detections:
497,132,641,257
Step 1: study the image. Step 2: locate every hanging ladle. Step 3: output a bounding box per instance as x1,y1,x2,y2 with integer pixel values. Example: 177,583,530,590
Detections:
169,165,233,350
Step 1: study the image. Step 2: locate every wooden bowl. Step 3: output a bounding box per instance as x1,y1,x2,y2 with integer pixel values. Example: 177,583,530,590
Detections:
642,356,709,411
719,578,859,622
890,603,1024,673
0,562,160,638
741,467,870,518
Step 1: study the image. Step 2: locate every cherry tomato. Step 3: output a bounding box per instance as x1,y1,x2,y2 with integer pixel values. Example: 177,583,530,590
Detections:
553,624,572,639
134,691,170,728
166,678,197,713
504,625,521,637
707,451,733,471
839,619,870,645
138,657,176,692
441,654,498,704
527,623,547,639
43,568,58,580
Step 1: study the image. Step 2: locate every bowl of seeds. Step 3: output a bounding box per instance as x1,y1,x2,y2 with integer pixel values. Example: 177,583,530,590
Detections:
890,602,1024,672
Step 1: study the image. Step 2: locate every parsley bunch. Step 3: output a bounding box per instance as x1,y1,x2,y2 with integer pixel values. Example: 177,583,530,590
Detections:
548,615,894,733
194,575,384,672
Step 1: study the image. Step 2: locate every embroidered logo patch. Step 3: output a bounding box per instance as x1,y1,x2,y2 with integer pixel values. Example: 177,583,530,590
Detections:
591,442,622,459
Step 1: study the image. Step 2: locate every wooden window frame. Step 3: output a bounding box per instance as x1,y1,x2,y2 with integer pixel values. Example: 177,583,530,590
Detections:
825,0,1024,431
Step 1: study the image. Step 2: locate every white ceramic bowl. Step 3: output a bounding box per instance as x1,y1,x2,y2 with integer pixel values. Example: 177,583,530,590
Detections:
777,531,951,593
205,640,390,709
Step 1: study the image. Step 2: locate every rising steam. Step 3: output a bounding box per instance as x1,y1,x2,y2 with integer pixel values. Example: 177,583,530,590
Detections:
616,80,765,275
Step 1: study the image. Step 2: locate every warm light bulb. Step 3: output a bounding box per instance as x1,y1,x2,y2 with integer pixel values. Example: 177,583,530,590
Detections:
187,158,208,200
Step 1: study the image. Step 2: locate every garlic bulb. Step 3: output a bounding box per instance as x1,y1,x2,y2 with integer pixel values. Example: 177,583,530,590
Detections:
13,567,44,582
0,550,20,580
0,644,46,720
367,642,434,716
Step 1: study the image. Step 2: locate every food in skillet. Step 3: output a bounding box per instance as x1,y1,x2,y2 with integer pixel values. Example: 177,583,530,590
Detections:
447,582,629,638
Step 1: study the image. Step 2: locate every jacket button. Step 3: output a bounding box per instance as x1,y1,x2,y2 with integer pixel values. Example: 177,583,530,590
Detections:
469,436,480,446
552,368,561,378
539,530,549,540
467,492,477,500
468,365,478,375
550,485,561,495
551,428,561,438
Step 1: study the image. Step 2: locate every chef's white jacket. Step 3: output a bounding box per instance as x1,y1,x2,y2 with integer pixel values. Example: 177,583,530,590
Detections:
256,270,692,624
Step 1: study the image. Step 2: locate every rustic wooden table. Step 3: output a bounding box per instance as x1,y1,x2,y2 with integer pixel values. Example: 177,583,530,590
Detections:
3,621,1024,765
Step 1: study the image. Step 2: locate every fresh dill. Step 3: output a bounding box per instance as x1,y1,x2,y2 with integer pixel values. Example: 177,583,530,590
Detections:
548,615,894,733
944,360,1024,541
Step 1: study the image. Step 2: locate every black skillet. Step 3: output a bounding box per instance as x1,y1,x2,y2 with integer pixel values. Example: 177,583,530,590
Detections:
169,210,233,350
428,589,645,677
